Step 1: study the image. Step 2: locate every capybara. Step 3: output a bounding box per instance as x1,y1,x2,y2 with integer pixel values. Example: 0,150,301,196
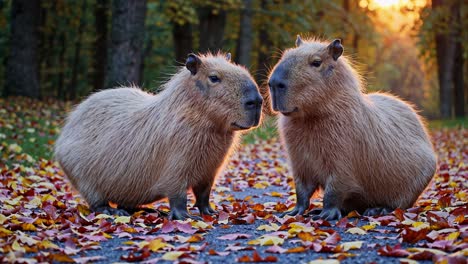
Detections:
268,36,436,220
55,53,263,220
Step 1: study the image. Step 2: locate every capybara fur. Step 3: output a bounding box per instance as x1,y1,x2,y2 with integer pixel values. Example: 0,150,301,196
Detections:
268,36,436,220
55,53,263,220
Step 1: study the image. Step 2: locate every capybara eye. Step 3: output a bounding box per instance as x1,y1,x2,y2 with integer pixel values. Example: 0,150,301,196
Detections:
310,60,322,67
209,75,221,83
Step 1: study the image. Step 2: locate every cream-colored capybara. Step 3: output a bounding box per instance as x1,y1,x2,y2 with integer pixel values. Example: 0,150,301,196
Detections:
268,36,436,220
55,53,263,220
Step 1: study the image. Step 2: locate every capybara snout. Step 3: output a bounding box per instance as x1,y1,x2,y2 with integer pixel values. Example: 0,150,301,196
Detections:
240,81,263,128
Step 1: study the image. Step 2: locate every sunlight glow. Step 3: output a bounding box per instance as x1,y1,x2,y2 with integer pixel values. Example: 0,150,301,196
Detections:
359,0,427,10
374,0,401,7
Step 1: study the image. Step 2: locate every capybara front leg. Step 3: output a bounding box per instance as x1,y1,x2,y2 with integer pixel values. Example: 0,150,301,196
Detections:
169,194,202,221
193,182,217,216
281,180,316,217
312,185,344,221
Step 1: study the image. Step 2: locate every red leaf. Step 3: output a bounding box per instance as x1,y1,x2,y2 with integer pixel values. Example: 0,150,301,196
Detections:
377,244,409,257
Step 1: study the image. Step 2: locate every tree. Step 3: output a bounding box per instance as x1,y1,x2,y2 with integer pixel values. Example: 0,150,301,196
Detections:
433,0,456,118
93,0,109,92
453,0,465,117
235,0,253,67
70,0,87,100
4,0,41,98
106,0,147,88
198,6,226,52
172,22,193,64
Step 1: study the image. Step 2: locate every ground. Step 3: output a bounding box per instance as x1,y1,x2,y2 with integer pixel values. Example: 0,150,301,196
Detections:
0,97,466,263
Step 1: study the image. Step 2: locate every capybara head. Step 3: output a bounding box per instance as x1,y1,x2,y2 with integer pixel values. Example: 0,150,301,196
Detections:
268,36,346,116
186,53,263,130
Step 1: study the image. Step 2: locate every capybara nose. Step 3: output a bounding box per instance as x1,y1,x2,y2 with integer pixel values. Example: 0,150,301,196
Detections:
268,77,287,91
244,95,263,111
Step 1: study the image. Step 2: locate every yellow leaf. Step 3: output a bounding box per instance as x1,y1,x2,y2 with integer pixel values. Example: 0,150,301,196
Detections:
407,247,447,255
446,232,459,241
24,197,42,209
39,240,60,250
148,239,171,252
412,222,429,230
270,192,283,197
114,216,131,224
192,221,210,229
0,214,7,225
257,223,280,232
21,223,36,231
361,224,376,231
12,240,26,253
341,241,364,251
0,226,13,237
346,227,367,235
248,235,284,246
162,251,184,261
253,182,267,189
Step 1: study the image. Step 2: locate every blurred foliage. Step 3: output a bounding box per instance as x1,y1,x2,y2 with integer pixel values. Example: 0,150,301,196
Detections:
0,0,464,117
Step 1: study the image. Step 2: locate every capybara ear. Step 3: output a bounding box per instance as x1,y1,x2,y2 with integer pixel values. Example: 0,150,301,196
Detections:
295,35,303,47
186,53,202,75
226,53,231,61
327,39,343,61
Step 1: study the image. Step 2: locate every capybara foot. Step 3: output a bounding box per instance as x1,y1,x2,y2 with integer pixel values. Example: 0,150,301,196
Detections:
363,207,392,216
280,205,307,217
95,206,131,216
169,209,202,221
197,205,217,216
312,207,342,221
306,208,322,216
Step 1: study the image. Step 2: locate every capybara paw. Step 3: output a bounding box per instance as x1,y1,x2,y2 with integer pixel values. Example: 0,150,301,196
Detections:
198,206,217,216
363,207,392,216
95,206,131,216
280,206,306,217
169,210,202,221
306,208,322,216
312,207,342,221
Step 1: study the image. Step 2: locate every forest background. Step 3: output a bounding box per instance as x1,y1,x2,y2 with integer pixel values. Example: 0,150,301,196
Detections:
0,0,466,119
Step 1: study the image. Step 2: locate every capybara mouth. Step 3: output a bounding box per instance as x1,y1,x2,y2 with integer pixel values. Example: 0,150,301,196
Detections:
281,107,299,116
231,122,251,130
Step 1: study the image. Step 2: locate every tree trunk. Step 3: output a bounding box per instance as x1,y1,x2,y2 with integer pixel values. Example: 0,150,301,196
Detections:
70,1,87,100
4,0,41,98
433,0,456,118
107,0,147,88
57,33,66,99
453,1,465,117
235,0,253,67
198,7,226,52
172,22,193,64
93,0,109,92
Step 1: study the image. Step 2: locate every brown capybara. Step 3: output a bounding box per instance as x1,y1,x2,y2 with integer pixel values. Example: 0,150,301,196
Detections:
268,36,436,220
54,53,263,220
